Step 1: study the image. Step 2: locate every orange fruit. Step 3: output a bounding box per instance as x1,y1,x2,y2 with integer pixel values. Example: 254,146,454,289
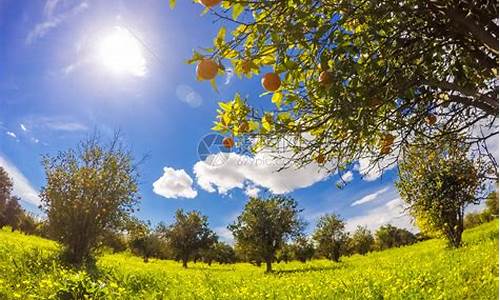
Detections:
261,72,281,92
241,60,252,74
315,154,325,164
239,121,249,133
369,98,383,107
222,137,234,149
200,0,222,8
380,145,391,155
319,71,333,86
425,114,437,125
196,59,219,80
382,133,395,146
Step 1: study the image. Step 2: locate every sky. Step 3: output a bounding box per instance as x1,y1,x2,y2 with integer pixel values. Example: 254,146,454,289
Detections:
0,0,493,244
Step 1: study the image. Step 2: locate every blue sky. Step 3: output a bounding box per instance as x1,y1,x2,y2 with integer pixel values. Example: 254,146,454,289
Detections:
0,0,452,243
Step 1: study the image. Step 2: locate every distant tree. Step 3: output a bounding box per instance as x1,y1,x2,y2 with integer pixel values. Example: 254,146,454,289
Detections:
313,214,349,262
374,224,416,250
229,195,304,272
464,191,499,229
201,242,236,265
485,191,499,218
349,225,374,255
396,136,487,248
161,209,217,268
234,241,262,266
3,196,23,231
101,230,128,254
276,243,293,264
0,166,12,225
130,232,163,263
291,236,315,263
40,134,140,266
18,213,38,235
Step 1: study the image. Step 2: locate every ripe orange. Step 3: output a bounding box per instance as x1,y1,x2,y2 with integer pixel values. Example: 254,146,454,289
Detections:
241,60,252,74
319,71,333,86
200,0,222,8
196,59,219,80
382,133,395,146
380,145,391,155
222,137,234,149
239,121,249,133
315,154,326,164
425,114,437,125
261,72,281,92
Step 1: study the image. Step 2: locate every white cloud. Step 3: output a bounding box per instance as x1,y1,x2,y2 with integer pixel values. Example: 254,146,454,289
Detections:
153,167,198,199
346,197,415,232
336,171,353,186
175,85,202,108
244,185,261,198
26,1,89,44
351,186,390,207
214,226,234,245
24,116,88,132
6,131,16,138
194,150,332,195
0,155,40,205
20,124,27,132
358,155,397,181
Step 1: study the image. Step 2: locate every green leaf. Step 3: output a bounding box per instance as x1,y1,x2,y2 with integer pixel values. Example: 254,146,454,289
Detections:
271,92,283,109
214,27,226,48
232,4,244,20
210,79,219,93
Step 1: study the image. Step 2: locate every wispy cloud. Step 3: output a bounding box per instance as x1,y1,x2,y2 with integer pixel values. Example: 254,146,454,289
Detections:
346,197,414,232
0,155,40,205
214,226,234,245
20,123,27,132
26,1,89,45
6,131,16,139
24,116,88,132
351,186,390,207
175,85,202,108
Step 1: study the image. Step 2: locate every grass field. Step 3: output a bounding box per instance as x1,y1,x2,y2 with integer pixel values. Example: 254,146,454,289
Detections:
0,220,498,299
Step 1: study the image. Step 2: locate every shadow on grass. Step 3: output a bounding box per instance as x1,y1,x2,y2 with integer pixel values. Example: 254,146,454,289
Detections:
272,263,347,275
185,265,237,272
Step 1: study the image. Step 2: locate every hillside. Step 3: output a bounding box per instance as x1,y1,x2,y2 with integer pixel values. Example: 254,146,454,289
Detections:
0,220,498,299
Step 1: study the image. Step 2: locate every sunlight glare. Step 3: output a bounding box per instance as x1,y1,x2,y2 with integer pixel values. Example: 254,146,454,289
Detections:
97,26,147,77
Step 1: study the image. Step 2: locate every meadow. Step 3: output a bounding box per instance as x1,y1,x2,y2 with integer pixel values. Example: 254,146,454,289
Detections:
0,220,498,299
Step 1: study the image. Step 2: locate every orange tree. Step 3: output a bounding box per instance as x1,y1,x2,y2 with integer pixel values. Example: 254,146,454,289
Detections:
174,0,498,177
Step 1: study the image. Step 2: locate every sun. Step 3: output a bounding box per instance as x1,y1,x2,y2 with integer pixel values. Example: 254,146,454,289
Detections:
97,26,147,77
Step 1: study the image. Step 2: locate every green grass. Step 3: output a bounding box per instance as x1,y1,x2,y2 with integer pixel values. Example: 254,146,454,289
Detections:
0,220,498,299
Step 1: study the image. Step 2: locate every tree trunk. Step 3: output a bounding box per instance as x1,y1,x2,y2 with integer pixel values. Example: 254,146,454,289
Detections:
182,258,188,268
143,256,149,263
265,258,273,273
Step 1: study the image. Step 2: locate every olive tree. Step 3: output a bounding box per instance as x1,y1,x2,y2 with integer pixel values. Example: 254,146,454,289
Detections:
349,225,374,255
40,134,140,265
161,209,217,268
396,136,488,247
175,0,498,179
313,213,349,262
229,195,304,272
374,224,416,250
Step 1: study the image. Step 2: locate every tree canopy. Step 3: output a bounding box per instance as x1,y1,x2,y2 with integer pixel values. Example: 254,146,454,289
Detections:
179,0,498,177
313,213,349,262
40,135,140,265
160,209,217,268
396,135,487,247
229,195,303,272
